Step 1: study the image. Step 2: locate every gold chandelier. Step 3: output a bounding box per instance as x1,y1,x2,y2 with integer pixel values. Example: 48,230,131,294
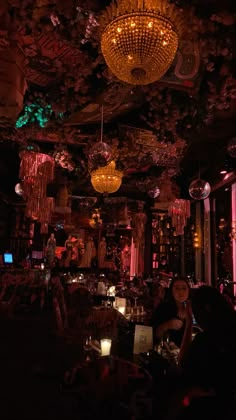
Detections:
91,160,123,194
99,0,185,85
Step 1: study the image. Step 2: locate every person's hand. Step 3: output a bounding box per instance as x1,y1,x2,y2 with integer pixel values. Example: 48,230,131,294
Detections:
168,318,184,330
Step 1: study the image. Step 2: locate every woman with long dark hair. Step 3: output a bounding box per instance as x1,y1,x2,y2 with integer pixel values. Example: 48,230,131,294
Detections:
164,286,236,420
152,277,191,348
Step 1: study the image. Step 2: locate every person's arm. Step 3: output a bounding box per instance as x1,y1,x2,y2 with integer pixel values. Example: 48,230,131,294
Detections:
178,300,193,365
163,384,215,420
155,320,170,338
156,318,184,340
158,271,171,278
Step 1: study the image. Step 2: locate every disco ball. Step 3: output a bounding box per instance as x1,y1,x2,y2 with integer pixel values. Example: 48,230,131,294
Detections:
88,141,112,168
189,179,211,200
148,186,160,198
15,182,23,196
227,137,236,158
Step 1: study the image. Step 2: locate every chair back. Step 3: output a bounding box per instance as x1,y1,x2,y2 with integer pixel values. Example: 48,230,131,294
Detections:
87,307,119,340
52,296,65,335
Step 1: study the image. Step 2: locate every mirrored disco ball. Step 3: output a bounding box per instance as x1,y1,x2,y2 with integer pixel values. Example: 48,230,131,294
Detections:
15,182,23,196
148,186,160,198
88,141,112,168
227,138,236,158
189,179,211,200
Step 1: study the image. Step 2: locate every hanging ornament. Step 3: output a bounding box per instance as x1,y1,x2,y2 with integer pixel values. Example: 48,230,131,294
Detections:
19,151,55,222
88,141,112,168
15,182,24,196
53,147,75,172
91,160,123,194
189,179,211,200
168,199,190,236
227,137,236,158
88,105,112,168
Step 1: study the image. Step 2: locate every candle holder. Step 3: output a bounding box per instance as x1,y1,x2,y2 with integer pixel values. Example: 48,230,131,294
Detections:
100,338,112,356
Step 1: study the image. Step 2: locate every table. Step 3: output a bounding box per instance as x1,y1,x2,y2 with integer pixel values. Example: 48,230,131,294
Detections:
61,355,152,419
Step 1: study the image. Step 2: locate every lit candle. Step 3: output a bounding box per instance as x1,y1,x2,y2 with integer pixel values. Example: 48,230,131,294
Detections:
115,297,126,309
107,286,116,296
100,339,112,356
118,306,125,315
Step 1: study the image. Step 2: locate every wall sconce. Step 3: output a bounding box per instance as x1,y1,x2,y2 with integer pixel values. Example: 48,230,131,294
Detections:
193,232,200,249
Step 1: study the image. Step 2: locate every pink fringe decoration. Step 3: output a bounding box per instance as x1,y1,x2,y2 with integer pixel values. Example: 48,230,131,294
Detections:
168,199,190,235
19,151,55,229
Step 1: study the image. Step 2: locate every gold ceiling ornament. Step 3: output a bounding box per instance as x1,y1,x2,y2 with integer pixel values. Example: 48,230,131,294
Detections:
90,160,123,194
99,0,185,85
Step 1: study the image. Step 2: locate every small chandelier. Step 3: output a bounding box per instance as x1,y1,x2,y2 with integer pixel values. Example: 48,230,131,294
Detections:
91,160,123,194
99,0,185,85
168,199,190,236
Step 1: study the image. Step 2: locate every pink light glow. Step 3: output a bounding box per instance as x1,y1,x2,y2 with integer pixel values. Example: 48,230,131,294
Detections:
224,171,234,181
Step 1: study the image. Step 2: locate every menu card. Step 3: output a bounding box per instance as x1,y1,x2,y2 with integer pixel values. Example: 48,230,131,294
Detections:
133,325,153,354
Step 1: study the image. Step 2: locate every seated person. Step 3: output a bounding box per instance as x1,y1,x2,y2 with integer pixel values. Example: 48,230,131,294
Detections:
152,282,165,311
180,286,236,394
165,286,236,420
67,287,128,344
67,287,93,326
152,277,191,348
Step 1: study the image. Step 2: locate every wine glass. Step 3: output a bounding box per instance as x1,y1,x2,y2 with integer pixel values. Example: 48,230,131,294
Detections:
83,336,92,361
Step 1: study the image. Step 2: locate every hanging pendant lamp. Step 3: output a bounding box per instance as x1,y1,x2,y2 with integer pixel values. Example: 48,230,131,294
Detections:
99,0,185,85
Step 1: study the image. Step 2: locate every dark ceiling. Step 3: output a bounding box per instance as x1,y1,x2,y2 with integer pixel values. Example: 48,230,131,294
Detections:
0,0,235,204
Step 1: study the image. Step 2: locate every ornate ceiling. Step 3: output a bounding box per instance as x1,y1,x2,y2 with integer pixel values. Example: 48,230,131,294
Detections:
0,0,235,202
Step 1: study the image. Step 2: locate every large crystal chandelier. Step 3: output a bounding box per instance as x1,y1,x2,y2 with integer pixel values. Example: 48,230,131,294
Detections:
99,0,185,85
91,160,123,194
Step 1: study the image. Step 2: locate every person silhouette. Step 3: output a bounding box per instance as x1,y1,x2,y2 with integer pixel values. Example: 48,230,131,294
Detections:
46,233,56,266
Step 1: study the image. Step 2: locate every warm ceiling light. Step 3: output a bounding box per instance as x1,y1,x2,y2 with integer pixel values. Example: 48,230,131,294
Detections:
99,0,185,85
90,161,123,194
220,170,227,175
